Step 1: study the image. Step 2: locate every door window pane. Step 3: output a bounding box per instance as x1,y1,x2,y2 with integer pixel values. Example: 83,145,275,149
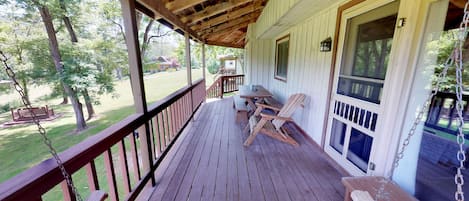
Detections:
330,119,347,154
347,128,373,172
337,2,398,104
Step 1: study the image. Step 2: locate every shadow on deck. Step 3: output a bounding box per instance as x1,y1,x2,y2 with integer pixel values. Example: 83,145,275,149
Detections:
147,98,346,201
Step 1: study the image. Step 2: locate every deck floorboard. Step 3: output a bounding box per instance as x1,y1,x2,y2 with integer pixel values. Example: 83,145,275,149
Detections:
148,98,346,201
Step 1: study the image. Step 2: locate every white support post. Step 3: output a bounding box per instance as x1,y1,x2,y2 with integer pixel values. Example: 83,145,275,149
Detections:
119,0,154,186
185,33,194,114
202,43,206,80
185,33,192,86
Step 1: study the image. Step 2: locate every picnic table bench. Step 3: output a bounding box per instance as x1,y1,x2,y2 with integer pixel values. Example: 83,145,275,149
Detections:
233,95,248,123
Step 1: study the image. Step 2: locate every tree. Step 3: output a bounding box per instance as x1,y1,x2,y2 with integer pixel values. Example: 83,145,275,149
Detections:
427,30,469,92
36,2,87,131
58,0,97,119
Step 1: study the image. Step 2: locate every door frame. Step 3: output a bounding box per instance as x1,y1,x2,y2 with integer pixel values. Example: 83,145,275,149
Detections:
325,0,400,176
322,0,441,177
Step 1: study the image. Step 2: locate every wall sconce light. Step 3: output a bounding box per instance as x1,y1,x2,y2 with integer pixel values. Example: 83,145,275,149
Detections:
320,37,332,52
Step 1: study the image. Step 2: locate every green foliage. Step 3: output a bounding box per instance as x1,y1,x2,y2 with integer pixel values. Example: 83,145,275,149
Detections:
426,30,469,92
173,39,245,73
207,59,219,74
60,42,115,104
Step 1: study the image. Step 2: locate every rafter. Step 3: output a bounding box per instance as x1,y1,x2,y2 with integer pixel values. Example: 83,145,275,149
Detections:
191,1,264,31
181,0,252,25
235,34,246,45
202,21,251,40
166,0,208,13
137,0,203,42
220,31,239,43
233,33,246,44
205,40,244,49
199,11,260,37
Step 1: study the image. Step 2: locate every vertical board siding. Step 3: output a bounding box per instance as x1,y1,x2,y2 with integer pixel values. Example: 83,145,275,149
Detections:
246,4,339,143
255,0,299,37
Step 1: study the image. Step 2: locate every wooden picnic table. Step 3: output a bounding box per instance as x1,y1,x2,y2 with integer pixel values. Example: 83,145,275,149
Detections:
238,85,273,110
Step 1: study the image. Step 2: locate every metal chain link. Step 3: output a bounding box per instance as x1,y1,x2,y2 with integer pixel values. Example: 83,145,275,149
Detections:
453,2,469,198
375,1,469,200
0,51,84,201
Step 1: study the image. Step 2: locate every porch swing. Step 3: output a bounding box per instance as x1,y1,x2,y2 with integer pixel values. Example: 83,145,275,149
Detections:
0,51,107,201
343,1,469,201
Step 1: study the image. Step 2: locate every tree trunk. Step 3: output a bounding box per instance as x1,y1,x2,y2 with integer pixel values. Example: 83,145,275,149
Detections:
63,16,78,42
60,2,97,121
20,77,29,102
39,5,86,132
83,89,96,120
60,84,68,104
60,1,78,43
141,19,154,59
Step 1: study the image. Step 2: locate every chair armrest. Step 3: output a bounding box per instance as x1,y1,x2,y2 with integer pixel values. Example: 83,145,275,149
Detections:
255,102,281,111
260,113,293,121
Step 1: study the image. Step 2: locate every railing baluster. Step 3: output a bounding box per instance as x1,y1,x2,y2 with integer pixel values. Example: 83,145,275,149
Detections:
104,149,119,201
85,161,100,191
157,112,166,150
60,180,77,201
149,118,157,160
184,95,189,121
175,99,181,133
163,109,170,146
154,116,161,157
170,104,176,138
118,140,131,195
129,132,141,182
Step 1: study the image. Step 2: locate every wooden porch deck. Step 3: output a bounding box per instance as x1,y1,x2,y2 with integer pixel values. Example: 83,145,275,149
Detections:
147,97,346,201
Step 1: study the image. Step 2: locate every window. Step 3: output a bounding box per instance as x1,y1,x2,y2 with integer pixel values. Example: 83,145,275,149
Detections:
337,3,398,104
275,35,289,81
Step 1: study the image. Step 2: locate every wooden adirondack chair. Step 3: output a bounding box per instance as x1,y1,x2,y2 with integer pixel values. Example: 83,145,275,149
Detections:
243,93,306,147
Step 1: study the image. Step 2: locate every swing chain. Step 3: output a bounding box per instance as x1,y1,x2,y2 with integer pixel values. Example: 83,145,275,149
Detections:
453,2,469,198
0,51,84,201
376,2,469,200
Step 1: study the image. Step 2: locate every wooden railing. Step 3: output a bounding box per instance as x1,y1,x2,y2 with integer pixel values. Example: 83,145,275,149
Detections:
0,79,206,201
206,74,244,99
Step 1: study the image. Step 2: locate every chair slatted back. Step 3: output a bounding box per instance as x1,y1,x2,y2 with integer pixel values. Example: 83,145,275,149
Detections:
272,93,306,129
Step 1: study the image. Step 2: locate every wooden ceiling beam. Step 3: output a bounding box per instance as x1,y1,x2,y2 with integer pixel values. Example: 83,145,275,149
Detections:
235,34,246,45
136,0,203,42
199,11,259,37
220,31,239,43
181,0,252,25
202,21,251,40
205,40,244,49
191,1,264,31
166,0,208,13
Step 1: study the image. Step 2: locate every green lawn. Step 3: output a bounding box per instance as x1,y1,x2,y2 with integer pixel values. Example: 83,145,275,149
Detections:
0,68,214,200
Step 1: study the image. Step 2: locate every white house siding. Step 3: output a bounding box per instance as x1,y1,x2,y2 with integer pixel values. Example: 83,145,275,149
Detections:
254,0,299,38
245,3,339,143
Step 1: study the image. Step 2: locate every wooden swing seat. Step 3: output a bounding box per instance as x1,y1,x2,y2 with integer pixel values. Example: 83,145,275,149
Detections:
342,176,417,201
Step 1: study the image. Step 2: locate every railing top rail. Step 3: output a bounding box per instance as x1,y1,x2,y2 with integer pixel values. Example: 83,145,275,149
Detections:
0,78,206,201
220,74,244,78
147,79,203,117
0,113,143,201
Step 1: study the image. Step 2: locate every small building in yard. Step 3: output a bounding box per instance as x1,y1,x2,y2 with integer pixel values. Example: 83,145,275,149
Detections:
1,0,468,201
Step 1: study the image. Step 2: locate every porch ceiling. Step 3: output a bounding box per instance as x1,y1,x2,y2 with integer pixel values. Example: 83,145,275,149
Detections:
136,0,268,48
